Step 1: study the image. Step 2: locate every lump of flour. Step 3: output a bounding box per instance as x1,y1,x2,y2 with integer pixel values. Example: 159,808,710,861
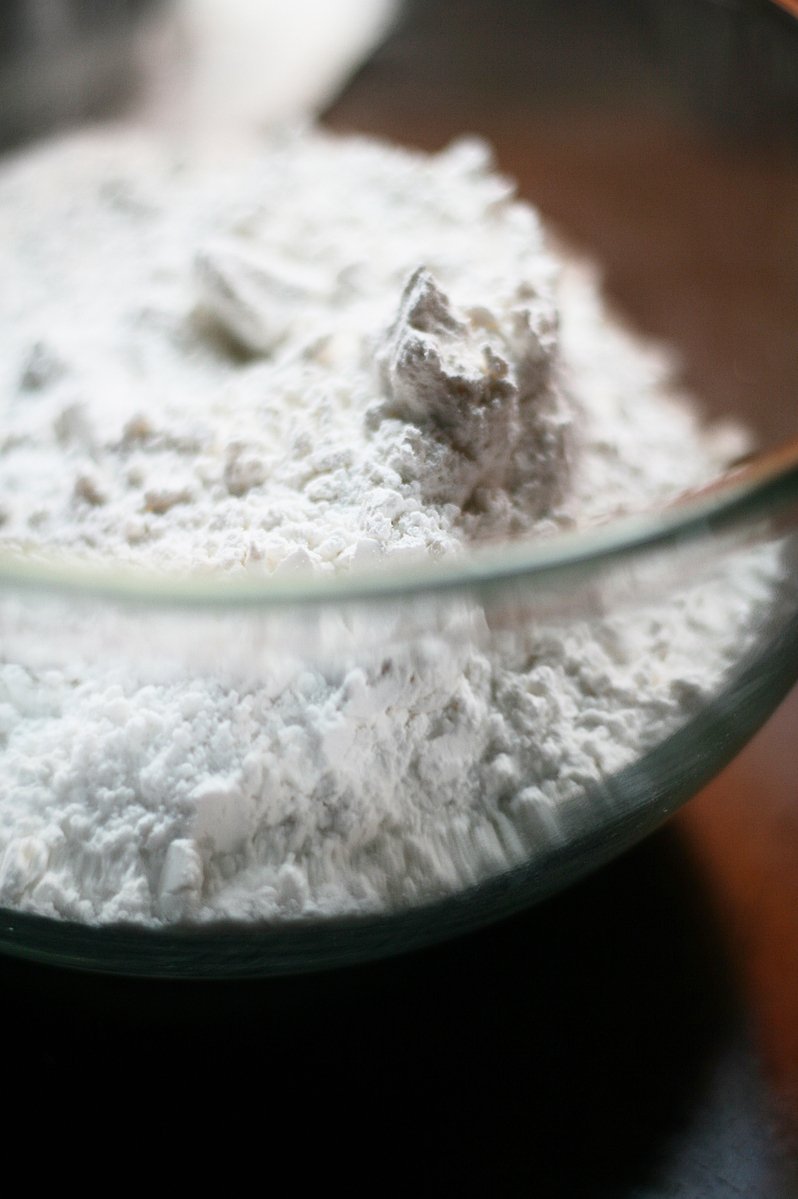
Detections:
0,130,577,571
0,126,776,927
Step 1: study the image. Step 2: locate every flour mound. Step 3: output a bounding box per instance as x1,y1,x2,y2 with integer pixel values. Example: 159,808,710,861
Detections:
0,127,775,926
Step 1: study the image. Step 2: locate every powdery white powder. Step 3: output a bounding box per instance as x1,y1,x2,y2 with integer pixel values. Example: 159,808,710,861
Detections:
0,126,777,925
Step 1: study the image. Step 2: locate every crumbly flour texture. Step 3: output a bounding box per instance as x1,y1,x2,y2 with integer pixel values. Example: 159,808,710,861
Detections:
0,126,776,924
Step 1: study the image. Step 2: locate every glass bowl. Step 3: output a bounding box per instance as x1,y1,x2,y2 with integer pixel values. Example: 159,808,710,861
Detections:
0,465,796,977
1,0,797,977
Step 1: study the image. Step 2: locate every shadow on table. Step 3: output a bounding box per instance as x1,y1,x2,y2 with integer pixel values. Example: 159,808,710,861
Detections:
0,827,792,1196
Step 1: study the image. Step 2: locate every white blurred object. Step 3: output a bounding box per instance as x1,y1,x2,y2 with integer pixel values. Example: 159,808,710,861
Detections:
140,0,398,130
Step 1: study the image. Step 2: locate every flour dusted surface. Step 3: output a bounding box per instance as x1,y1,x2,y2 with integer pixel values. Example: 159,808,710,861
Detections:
0,127,775,925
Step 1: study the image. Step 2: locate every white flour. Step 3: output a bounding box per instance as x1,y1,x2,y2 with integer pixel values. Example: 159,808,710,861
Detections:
0,126,776,925
138,0,398,133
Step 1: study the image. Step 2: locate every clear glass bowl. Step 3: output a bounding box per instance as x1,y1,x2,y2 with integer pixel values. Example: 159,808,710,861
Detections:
1,0,797,977
0,467,796,976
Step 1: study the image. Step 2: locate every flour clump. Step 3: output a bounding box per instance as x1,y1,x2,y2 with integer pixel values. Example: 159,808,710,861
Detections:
0,126,776,926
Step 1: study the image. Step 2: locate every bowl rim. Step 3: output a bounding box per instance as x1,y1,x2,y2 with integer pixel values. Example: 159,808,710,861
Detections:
0,451,796,610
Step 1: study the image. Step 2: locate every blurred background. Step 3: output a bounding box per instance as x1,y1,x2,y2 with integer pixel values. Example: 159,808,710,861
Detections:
1,2,797,1193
